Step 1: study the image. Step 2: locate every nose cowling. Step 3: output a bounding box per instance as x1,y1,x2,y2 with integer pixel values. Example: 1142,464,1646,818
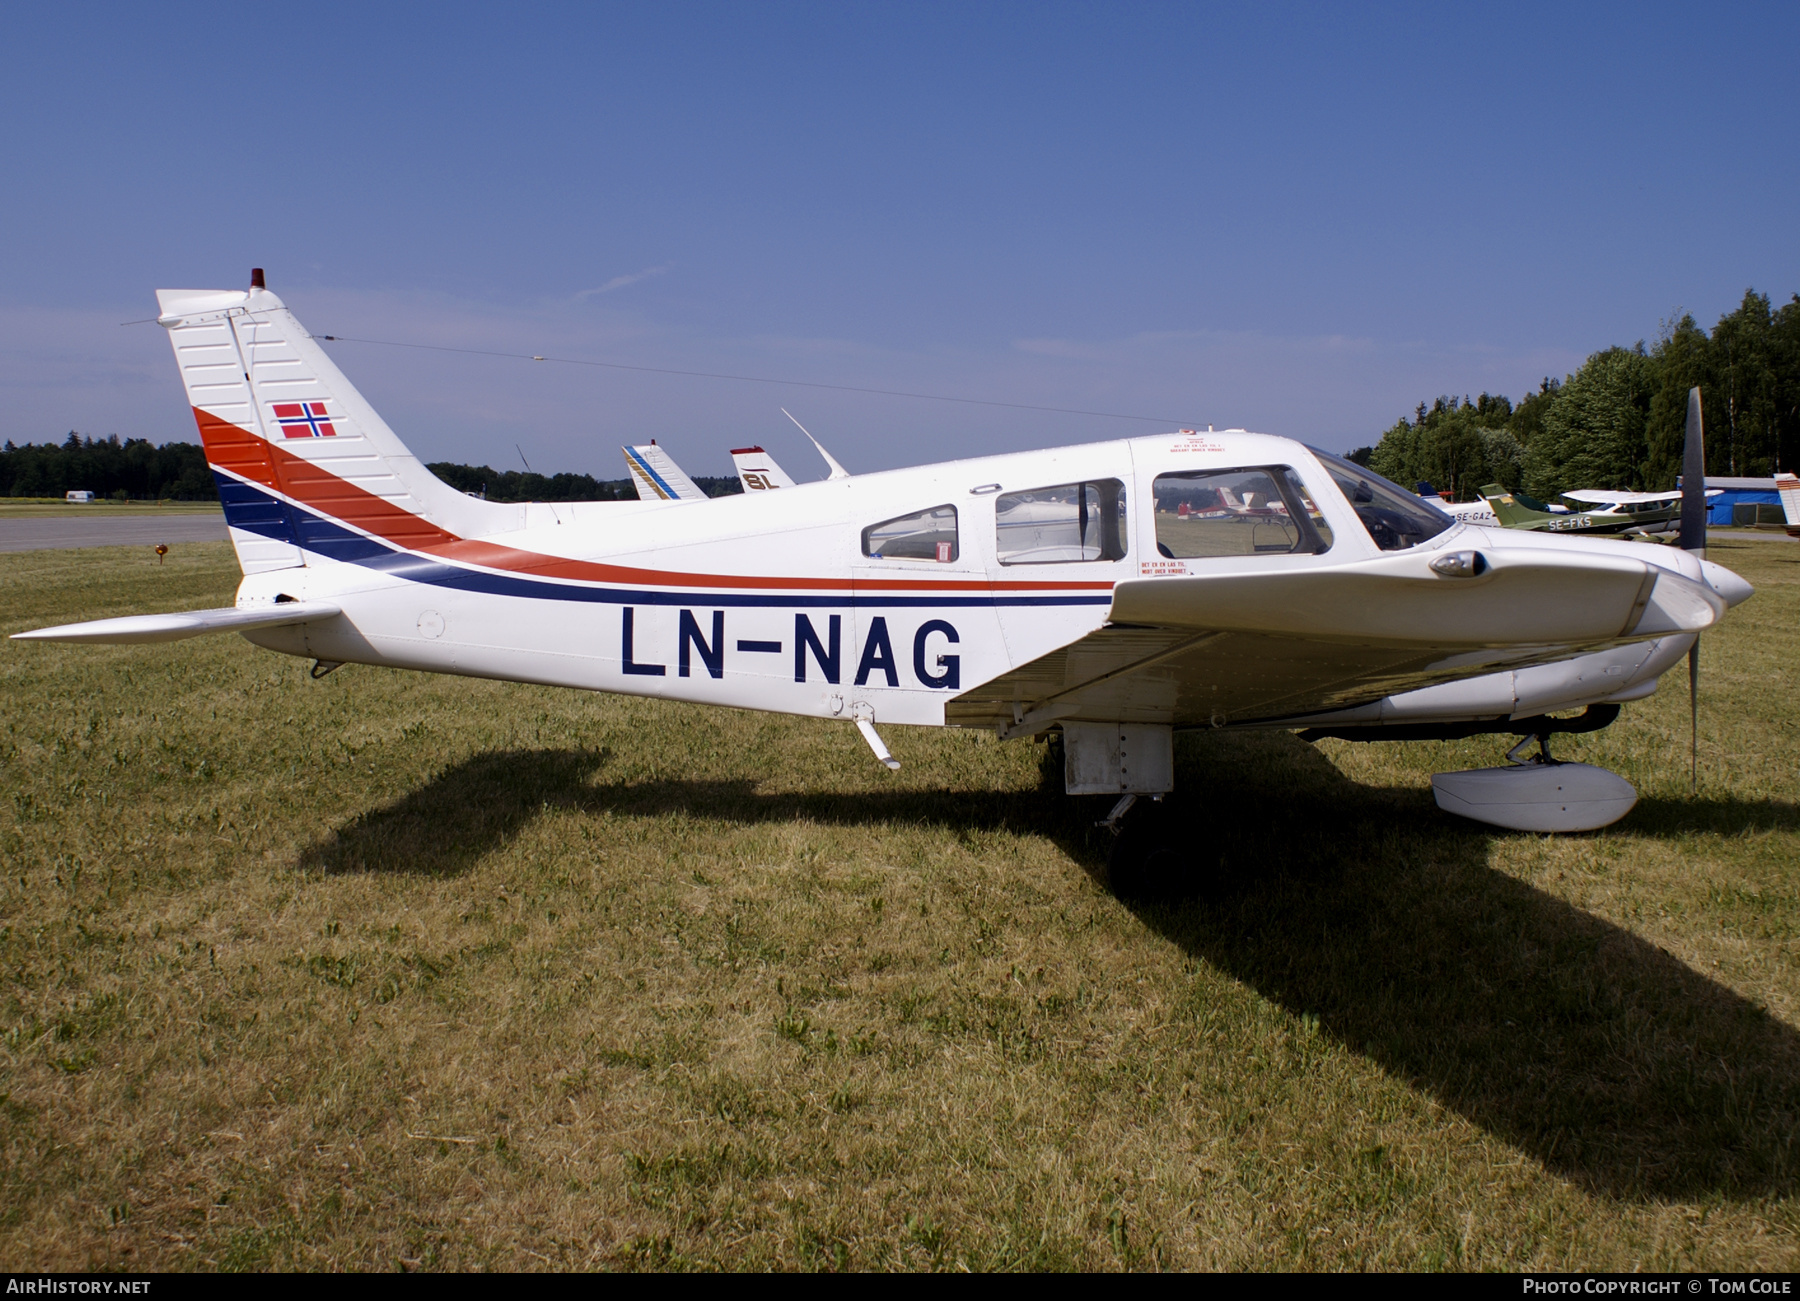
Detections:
1700,559,1754,608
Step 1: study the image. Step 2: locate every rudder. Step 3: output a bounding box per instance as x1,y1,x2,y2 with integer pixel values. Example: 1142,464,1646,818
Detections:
157,274,520,574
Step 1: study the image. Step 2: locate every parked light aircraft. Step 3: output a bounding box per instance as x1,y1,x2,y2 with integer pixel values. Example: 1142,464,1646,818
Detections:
1559,488,1722,534
1479,483,1720,536
1415,482,1498,527
12,277,1756,887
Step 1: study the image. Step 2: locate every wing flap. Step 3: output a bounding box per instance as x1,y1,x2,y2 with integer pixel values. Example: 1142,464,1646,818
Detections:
11,601,342,645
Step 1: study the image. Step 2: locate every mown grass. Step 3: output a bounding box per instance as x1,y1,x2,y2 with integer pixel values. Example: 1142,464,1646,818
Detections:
0,538,1795,1271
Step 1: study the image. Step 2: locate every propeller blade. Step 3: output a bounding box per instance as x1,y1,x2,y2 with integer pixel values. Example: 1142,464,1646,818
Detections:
1680,388,1705,793
1689,639,1700,794
1680,386,1707,555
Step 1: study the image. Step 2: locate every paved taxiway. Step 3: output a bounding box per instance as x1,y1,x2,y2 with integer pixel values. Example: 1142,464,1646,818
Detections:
0,514,228,553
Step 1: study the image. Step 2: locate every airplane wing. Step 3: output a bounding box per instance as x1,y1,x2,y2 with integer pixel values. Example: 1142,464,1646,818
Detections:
1562,488,1722,505
623,443,707,501
10,601,341,645
947,547,1721,733
731,446,798,492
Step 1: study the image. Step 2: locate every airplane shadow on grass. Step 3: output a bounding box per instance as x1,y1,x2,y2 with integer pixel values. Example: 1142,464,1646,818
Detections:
298,734,1799,1201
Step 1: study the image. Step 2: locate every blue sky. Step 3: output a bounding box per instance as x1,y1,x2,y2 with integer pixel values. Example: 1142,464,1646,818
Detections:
1,3,1794,476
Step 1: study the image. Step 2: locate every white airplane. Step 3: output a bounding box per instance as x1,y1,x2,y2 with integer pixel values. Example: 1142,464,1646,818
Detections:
1559,487,1722,534
1779,473,1800,538
11,277,1756,888
1415,482,1499,527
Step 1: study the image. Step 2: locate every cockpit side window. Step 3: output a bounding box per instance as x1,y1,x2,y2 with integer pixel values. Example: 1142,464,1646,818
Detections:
994,479,1128,564
1152,467,1333,559
862,504,959,562
1307,449,1455,551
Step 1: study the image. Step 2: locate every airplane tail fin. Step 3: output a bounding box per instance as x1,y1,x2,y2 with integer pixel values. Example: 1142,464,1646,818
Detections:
1479,484,1539,528
157,273,518,575
1776,472,1800,535
730,446,798,492
623,442,706,501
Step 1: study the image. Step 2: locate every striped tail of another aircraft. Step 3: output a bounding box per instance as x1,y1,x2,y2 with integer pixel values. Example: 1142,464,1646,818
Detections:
622,442,706,501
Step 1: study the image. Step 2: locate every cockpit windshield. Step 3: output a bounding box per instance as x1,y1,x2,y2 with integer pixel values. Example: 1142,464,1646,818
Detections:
1308,449,1455,551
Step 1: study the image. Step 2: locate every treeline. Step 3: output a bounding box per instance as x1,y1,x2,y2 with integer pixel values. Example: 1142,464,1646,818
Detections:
1,433,215,500
1356,289,1800,501
0,433,749,504
425,463,742,501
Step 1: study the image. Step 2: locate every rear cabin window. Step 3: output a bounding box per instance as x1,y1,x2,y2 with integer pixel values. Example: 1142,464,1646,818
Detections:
862,504,959,562
994,479,1128,564
1152,467,1334,559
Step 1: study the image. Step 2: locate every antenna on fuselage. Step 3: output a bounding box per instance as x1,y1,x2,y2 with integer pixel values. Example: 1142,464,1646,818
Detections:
782,408,850,481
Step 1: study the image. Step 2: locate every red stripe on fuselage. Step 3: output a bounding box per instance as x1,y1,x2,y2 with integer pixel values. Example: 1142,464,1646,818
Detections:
193,407,1115,596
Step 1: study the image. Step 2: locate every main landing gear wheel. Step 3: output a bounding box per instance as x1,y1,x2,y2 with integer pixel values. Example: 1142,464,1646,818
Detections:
1104,796,1189,901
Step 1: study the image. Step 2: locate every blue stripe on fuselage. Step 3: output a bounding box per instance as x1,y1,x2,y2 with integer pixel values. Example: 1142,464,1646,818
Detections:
218,475,1112,610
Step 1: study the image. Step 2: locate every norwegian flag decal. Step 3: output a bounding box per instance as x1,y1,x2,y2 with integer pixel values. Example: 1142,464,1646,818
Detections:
273,401,337,438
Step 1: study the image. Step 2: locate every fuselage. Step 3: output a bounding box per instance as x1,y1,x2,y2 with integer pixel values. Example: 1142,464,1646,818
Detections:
235,429,1735,731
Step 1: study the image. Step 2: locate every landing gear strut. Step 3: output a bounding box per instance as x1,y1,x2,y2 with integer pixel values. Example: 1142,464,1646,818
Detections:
1505,730,1555,766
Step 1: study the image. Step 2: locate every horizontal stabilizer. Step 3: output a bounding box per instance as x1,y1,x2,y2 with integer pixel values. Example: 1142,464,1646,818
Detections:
10,601,341,645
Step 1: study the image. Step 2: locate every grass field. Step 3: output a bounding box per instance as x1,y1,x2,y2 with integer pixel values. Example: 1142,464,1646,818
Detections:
1,539,1796,1271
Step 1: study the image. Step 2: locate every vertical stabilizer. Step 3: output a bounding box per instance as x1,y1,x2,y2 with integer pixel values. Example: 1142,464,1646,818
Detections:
157,276,524,575
731,446,798,492
623,443,707,501
1479,484,1541,529
1775,472,1800,537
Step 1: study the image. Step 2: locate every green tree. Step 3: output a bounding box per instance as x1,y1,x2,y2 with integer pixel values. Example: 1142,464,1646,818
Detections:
1366,394,1523,500
0,434,214,499
1645,314,1710,488
1773,294,1800,472
1645,291,1800,484
1509,378,1560,450
1523,347,1657,499
1709,290,1783,476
